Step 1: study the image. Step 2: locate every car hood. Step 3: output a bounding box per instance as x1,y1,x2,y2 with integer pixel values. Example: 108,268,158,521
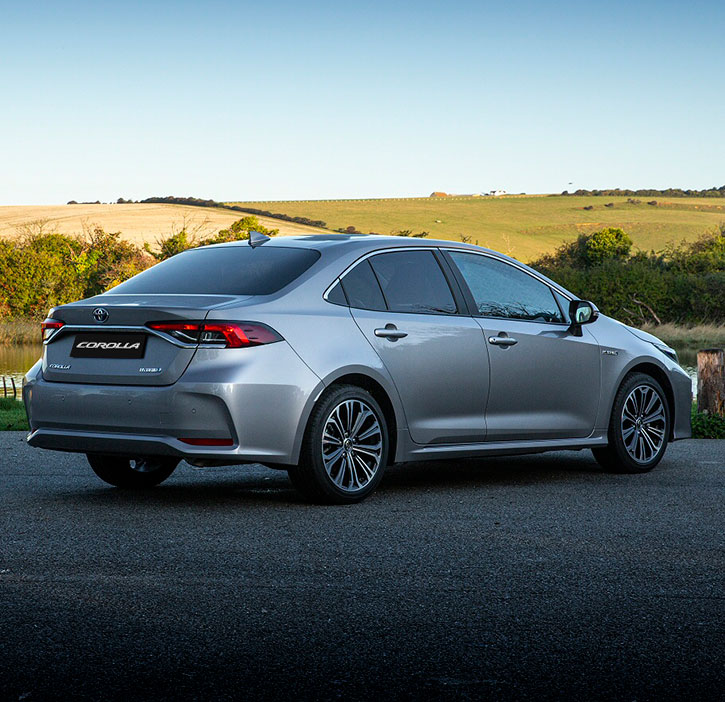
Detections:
621,324,665,346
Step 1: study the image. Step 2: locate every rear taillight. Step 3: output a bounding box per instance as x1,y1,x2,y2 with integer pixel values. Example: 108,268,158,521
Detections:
41,318,64,342
147,322,282,348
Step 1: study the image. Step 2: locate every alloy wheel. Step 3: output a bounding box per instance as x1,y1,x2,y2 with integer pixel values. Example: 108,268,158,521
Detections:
321,399,383,492
621,384,666,464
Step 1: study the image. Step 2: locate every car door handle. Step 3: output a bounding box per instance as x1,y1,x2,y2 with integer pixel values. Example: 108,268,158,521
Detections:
488,335,518,347
374,326,408,340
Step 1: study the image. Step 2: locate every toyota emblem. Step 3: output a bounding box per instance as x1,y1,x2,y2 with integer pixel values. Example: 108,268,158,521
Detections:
93,307,109,323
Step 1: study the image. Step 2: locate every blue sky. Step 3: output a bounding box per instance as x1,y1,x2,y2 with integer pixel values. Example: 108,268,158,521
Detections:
1,0,723,203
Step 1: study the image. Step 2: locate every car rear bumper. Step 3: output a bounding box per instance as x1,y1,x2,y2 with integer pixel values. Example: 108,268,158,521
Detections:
25,427,281,464
23,342,324,465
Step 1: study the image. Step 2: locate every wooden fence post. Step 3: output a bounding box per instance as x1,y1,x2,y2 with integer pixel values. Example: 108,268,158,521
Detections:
697,349,725,416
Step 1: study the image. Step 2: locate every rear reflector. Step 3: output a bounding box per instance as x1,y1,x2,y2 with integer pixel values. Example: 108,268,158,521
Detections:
147,321,282,348
178,438,234,446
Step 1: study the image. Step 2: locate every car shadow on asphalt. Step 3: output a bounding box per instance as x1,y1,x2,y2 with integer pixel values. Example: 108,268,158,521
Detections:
40,450,607,508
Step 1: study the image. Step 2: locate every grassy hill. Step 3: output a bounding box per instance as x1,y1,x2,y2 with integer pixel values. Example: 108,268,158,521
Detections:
228,195,725,262
0,203,328,248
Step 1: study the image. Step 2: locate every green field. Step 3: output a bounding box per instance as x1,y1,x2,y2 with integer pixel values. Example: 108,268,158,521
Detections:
228,195,725,262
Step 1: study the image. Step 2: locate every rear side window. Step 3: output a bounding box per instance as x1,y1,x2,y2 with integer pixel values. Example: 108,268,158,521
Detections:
340,260,387,311
369,251,457,314
108,246,320,296
326,280,348,306
449,251,563,322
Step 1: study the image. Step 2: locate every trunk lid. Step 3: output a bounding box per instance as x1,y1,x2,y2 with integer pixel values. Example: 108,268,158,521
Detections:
43,294,245,385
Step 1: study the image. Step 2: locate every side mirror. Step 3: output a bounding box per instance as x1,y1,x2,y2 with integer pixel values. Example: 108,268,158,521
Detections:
568,300,599,336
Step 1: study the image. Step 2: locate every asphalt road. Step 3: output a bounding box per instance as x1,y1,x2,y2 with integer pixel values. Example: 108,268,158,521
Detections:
1,434,723,702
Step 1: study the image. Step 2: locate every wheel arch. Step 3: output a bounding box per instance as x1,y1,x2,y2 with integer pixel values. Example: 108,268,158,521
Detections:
289,367,406,466
326,373,399,465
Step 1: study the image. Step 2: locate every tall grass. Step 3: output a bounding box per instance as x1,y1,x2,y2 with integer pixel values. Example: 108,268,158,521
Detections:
0,319,39,345
638,323,725,347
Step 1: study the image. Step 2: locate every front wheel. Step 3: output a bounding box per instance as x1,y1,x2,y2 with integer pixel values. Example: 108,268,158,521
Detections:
592,372,670,473
87,454,180,488
288,385,389,504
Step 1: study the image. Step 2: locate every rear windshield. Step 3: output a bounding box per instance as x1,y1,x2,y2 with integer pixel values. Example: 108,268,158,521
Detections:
108,246,321,296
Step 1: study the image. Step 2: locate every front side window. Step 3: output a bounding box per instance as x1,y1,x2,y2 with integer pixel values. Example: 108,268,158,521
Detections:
368,251,457,314
449,251,563,322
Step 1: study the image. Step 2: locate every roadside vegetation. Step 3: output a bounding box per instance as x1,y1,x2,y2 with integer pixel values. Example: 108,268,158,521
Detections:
0,216,274,326
0,397,28,431
637,323,725,348
530,225,725,327
691,405,725,439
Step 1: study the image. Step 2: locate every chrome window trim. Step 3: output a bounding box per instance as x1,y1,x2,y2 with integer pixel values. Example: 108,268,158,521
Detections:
322,246,462,316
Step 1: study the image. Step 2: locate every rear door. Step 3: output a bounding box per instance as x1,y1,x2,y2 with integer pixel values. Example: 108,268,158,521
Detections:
343,249,490,445
446,250,601,441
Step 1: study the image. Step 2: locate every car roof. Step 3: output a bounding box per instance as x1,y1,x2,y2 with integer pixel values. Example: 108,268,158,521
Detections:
216,233,492,254
204,234,573,297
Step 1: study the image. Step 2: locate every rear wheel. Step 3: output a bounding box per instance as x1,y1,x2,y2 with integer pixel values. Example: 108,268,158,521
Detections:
288,385,389,504
87,454,179,488
592,372,670,473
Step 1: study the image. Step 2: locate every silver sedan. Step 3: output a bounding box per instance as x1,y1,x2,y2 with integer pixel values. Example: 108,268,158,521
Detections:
24,234,692,503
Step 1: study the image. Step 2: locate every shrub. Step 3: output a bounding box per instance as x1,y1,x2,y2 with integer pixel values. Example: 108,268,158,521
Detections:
583,227,632,266
0,228,153,318
145,217,278,261
144,229,198,261
531,225,725,325
692,404,725,439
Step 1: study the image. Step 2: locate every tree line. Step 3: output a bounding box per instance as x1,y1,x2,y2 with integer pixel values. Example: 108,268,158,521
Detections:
560,186,725,198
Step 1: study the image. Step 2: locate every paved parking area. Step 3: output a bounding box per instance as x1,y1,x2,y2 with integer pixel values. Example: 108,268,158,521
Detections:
1,434,723,700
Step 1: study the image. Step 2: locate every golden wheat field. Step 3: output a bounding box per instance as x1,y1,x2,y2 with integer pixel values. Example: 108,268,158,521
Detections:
0,203,327,247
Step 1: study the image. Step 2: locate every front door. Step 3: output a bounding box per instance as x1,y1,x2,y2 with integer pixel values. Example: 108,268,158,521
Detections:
447,250,601,441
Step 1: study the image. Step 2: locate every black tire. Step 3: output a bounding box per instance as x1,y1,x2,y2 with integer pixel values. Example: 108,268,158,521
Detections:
87,454,179,488
592,372,670,474
288,384,389,504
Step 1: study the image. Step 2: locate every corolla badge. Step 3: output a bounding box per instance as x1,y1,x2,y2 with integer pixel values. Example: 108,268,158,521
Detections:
93,307,109,323
49,363,71,370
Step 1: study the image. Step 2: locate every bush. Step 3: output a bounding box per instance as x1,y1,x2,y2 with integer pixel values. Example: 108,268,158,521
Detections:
0,216,282,318
583,227,632,266
145,216,278,261
692,404,725,439
0,227,153,318
532,225,725,325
